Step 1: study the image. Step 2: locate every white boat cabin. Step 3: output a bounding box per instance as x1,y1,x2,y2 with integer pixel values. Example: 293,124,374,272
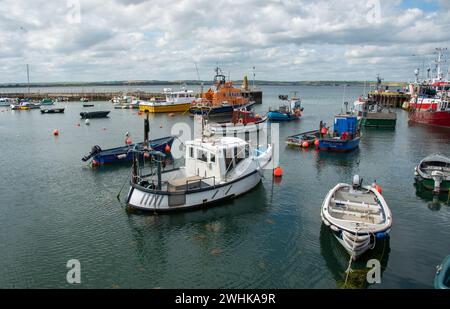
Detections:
184,137,250,184
164,87,196,104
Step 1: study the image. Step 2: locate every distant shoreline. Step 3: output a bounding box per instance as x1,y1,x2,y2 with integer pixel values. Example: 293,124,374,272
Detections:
0,80,407,88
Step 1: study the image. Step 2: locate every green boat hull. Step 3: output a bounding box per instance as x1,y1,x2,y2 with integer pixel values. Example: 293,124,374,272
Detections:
419,178,450,192
361,118,396,128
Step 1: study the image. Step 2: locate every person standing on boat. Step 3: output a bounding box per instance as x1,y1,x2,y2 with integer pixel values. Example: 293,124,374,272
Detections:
320,124,328,138
125,132,132,145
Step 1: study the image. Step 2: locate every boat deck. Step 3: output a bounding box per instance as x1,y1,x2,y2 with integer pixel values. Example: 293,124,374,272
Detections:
329,189,383,225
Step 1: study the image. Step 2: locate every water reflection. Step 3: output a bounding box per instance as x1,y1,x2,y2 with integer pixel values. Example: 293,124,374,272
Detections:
319,224,391,288
415,182,450,211
314,149,361,176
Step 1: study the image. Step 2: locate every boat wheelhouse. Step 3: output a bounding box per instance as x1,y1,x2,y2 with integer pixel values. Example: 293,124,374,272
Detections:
126,136,272,212
190,67,251,116
318,114,360,152
139,87,196,113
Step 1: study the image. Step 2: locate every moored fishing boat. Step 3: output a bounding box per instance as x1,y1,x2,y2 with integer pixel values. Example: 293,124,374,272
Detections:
321,175,393,260
80,111,110,118
139,87,195,113
267,94,302,121
82,135,175,166
189,67,252,116
352,97,396,128
0,97,16,107
407,48,450,127
204,108,267,143
414,154,450,193
434,255,450,289
126,135,272,212
318,114,360,152
40,107,65,114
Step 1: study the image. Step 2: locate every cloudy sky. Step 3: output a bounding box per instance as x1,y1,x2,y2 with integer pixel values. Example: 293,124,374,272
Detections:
0,0,449,83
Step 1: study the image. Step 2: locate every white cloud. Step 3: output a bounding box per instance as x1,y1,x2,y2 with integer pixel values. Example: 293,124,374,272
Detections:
0,0,448,82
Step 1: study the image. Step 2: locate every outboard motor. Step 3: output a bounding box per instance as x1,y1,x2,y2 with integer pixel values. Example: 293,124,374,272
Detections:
352,175,362,189
82,145,102,162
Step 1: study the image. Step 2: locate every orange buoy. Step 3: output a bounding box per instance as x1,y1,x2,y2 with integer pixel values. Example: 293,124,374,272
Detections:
273,167,283,177
374,184,382,194
53,129,59,136
314,139,319,146
164,144,171,153
302,141,309,148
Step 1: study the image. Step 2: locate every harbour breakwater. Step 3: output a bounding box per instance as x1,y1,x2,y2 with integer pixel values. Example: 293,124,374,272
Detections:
0,89,263,104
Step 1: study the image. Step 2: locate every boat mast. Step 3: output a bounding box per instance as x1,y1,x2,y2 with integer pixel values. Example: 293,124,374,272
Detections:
252,66,256,90
435,48,447,81
26,64,30,94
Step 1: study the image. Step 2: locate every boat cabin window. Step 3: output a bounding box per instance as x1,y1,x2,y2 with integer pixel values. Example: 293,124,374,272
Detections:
189,147,194,158
210,153,215,163
197,149,208,162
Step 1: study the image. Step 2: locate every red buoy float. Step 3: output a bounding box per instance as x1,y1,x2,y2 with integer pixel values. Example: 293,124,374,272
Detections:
126,137,132,145
164,144,171,153
302,141,309,148
374,184,382,194
273,167,283,177
53,129,59,136
314,139,319,147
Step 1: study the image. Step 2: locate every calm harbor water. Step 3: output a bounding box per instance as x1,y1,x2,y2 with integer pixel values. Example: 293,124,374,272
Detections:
0,85,449,288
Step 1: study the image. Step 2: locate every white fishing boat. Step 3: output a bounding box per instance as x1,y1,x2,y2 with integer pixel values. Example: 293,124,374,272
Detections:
126,136,272,212
321,175,393,260
0,97,15,107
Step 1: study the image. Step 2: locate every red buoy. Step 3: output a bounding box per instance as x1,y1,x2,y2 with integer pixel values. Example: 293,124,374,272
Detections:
314,139,319,147
164,144,171,153
168,113,175,117
53,129,59,136
374,184,382,194
302,141,309,148
143,152,150,158
126,137,132,145
273,167,283,177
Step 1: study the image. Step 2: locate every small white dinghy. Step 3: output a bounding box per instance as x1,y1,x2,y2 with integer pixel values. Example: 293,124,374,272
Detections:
321,175,393,260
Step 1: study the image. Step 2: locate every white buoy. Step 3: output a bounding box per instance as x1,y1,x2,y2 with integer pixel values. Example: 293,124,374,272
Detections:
85,119,90,125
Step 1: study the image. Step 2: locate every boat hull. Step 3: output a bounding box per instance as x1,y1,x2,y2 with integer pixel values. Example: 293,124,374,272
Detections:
409,110,450,127
189,104,246,115
434,255,450,289
126,170,262,212
140,103,190,113
267,111,300,121
362,117,396,128
91,137,175,166
318,137,360,152
80,111,110,118
40,108,65,114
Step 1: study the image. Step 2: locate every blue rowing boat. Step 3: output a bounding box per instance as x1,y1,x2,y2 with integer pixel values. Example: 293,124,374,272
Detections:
434,255,450,289
318,115,361,152
82,135,175,166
